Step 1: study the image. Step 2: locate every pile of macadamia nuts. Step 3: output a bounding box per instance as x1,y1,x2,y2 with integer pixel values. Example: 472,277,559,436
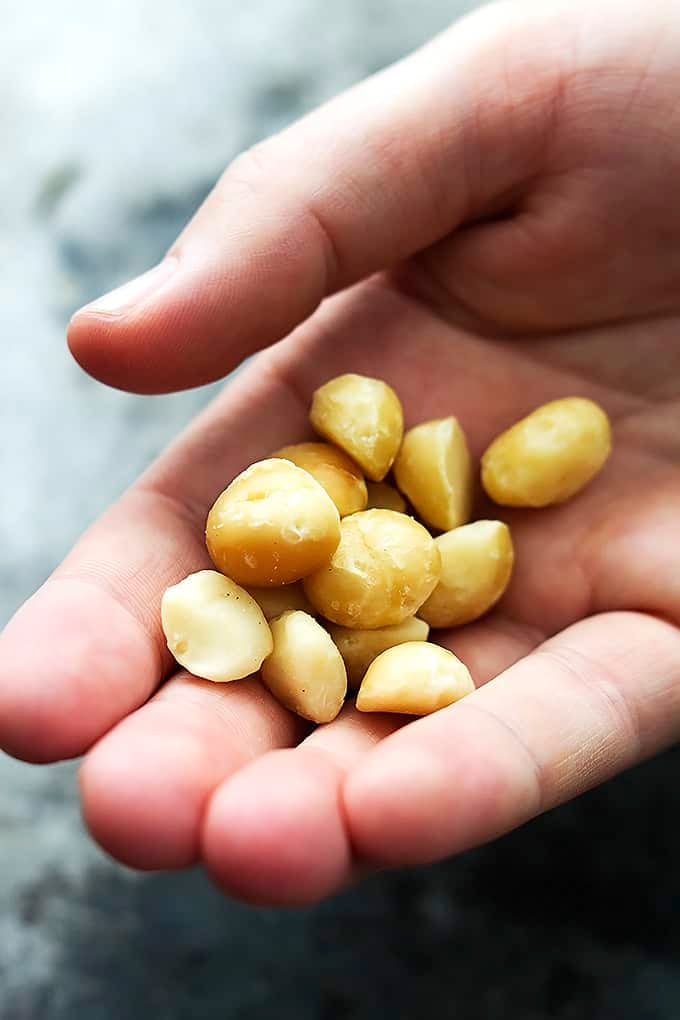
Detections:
161,374,612,723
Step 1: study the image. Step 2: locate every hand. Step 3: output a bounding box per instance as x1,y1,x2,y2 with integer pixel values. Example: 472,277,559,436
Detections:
3,0,680,906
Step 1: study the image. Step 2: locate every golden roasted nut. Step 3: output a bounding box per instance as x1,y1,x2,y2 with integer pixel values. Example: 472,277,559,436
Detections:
356,641,474,715
309,373,403,481
419,520,514,628
271,441,367,517
304,509,440,629
206,458,341,587
261,611,347,723
481,397,612,507
328,617,429,689
244,582,314,621
160,570,273,682
393,417,473,531
365,481,407,513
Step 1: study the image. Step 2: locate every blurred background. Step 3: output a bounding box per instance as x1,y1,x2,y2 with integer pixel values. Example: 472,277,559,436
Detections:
3,1,680,1017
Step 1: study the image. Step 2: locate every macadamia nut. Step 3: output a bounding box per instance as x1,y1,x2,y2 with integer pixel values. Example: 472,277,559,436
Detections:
356,641,474,715
271,441,367,517
393,417,473,531
304,509,440,629
481,397,611,507
161,570,273,682
419,520,514,628
245,583,315,620
261,611,347,723
328,616,429,689
365,481,407,513
310,374,403,481
206,459,340,586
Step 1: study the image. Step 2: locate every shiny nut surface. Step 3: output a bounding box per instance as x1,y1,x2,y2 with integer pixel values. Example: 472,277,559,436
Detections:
328,616,429,689
481,397,611,507
365,481,407,513
271,441,367,517
356,641,474,715
261,611,347,723
419,520,514,628
244,582,314,621
161,570,273,682
206,458,341,587
393,417,473,531
310,373,403,481
304,509,441,629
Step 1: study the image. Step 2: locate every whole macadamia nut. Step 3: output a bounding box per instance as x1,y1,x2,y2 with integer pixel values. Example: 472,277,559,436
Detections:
304,509,440,629
481,397,611,507
244,582,315,621
419,520,514,628
365,481,407,513
206,459,340,587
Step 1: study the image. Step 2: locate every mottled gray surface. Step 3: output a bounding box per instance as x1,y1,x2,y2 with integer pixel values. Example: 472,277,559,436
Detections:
2,1,680,1017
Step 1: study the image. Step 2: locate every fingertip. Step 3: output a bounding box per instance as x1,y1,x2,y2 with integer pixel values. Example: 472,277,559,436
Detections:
67,306,181,395
67,257,189,394
202,749,352,906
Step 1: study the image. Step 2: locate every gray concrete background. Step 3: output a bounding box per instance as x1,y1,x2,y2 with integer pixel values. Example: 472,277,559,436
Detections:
3,2,680,1017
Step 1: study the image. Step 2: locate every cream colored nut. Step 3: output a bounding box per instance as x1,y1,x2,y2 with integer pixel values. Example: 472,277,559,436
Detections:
393,417,473,531
206,458,341,587
310,373,403,481
481,397,612,507
419,520,514,629
161,570,273,682
304,509,440,629
245,582,315,621
356,641,474,715
271,441,367,517
261,611,347,723
365,481,407,513
328,617,429,690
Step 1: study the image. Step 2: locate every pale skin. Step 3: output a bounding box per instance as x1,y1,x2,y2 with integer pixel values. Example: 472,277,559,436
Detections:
2,0,680,906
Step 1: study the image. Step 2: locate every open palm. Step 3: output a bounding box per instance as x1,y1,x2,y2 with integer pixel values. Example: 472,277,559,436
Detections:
3,0,680,905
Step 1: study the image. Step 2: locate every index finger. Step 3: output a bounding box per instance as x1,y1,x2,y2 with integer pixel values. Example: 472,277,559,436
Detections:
0,363,307,762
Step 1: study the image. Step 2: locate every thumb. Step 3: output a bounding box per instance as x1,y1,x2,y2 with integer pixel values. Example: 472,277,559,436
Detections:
68,2,555,394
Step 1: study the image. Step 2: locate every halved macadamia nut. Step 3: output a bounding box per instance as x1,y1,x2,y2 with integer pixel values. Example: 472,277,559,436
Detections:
327,616,429,690
310,373,403,481
393,417,473,531
419,520,514,628
261,611,347,723
161,570,273,682
356,641,474,715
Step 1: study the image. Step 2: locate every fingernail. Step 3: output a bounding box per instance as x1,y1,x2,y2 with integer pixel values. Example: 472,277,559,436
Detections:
73,256,179,318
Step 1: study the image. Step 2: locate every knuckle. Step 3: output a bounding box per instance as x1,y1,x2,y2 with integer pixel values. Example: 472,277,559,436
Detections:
219,142,274,203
